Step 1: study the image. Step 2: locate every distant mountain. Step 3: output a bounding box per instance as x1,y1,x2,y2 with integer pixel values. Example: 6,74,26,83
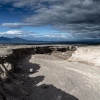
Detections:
0,36,51,44
0,36,11,41
0,36,100,45
0,36,32,44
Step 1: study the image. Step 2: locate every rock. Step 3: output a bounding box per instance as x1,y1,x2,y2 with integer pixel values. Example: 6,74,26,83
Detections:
0,64,8,80
57,47,67,52
29,68,34,73
71,46,76,51
62,53,65,55
69,46,76,51
4,62,13,72
41,84,49,89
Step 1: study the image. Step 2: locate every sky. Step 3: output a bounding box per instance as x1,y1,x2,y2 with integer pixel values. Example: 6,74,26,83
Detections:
0,0,100,41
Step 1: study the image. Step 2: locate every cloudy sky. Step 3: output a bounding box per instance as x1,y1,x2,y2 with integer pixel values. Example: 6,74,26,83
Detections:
0,0,100,41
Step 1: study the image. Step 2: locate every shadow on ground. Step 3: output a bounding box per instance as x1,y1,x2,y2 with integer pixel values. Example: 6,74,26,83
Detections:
4,55,78,100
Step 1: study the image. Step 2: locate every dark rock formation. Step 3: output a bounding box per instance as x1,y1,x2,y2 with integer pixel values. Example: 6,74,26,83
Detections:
0,45,77,79
0,45,76,99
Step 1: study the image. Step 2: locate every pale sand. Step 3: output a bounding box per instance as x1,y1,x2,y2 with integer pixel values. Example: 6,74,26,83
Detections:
69,46,100,66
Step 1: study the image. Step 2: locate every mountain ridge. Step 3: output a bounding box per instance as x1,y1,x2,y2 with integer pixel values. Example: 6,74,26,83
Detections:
0,36,100,44
0,36,31,44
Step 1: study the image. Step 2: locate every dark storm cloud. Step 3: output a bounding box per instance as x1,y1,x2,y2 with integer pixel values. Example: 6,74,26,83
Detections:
53,23,100,38
1,0,100,38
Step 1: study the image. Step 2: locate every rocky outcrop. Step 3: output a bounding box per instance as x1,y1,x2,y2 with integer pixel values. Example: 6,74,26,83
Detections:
0,45,76,99
0,48,13,80
68,46,100,66
0,45,76,80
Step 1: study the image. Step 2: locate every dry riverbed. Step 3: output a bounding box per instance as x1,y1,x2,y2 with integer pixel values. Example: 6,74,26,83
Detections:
3,52,100,100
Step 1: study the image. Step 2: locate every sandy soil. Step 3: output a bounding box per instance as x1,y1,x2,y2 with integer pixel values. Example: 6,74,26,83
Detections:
4,53,100,100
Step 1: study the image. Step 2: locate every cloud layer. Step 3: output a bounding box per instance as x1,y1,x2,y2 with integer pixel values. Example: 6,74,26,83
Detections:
1,0,100,38
0,30,71,40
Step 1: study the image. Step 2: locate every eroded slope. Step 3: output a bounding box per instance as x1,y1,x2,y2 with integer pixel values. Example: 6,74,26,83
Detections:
69,46,100,66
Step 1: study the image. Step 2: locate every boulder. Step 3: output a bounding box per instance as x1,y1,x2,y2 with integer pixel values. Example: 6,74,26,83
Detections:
29,68,34,73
